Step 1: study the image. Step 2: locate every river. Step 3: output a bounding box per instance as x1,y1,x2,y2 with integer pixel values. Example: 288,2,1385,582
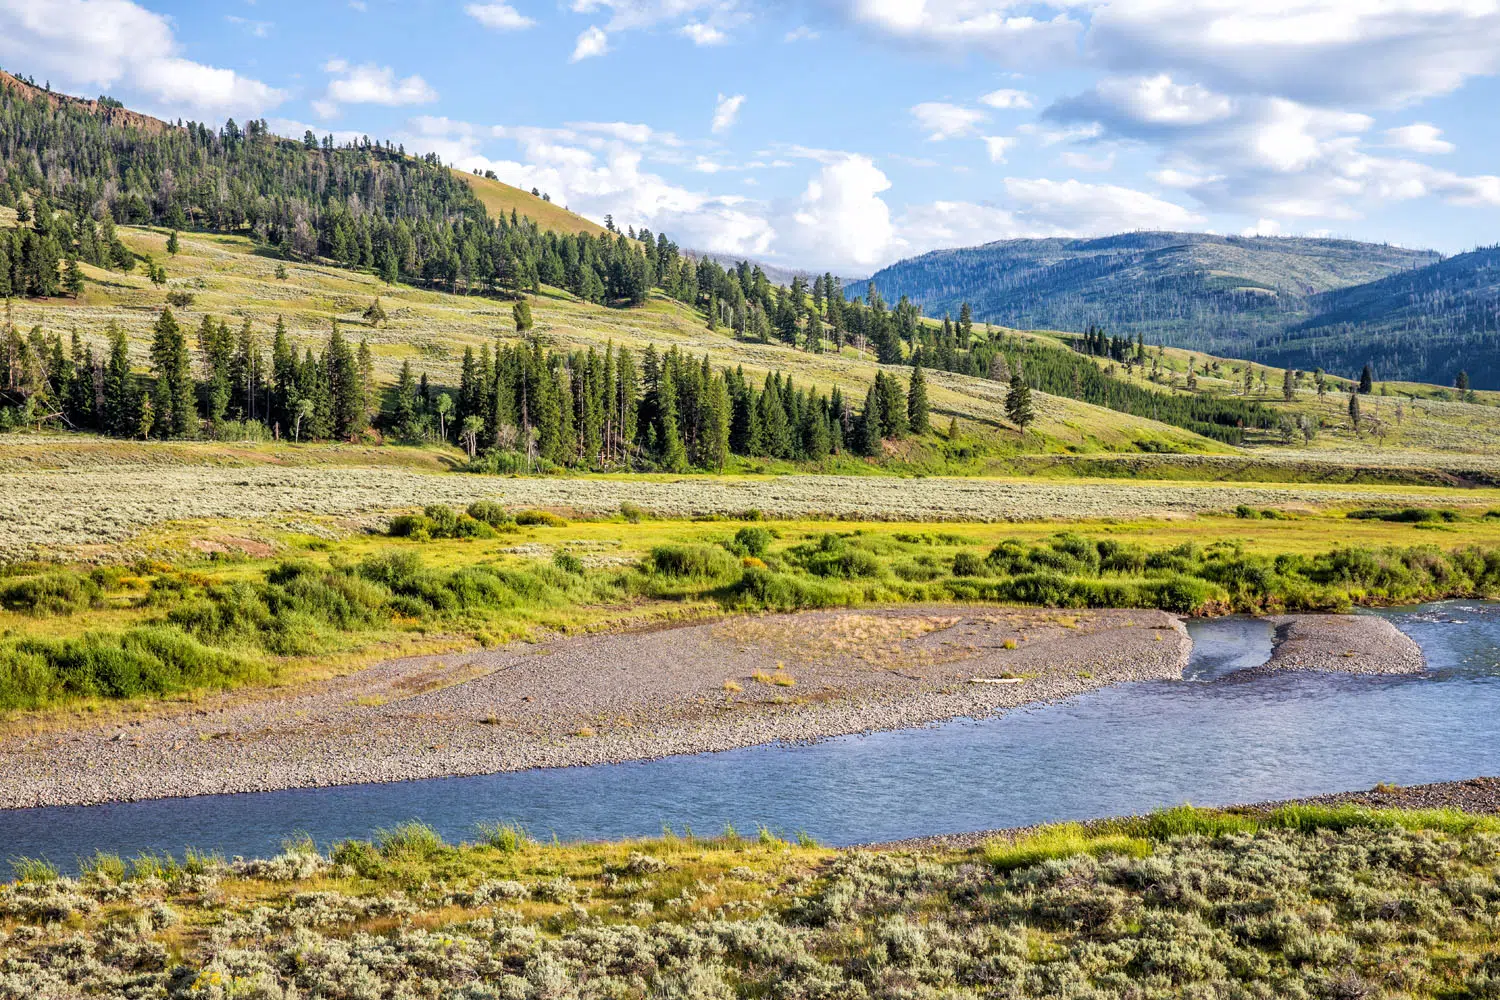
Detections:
3,602,1496,869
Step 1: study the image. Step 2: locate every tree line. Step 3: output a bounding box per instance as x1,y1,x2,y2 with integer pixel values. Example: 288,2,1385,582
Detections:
0,77,705,309
1,304,955,468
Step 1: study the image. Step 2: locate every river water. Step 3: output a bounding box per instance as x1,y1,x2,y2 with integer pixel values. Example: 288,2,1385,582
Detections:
3,603,1497,869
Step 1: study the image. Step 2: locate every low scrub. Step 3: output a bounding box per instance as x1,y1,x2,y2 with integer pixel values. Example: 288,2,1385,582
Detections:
7,808,1500,1000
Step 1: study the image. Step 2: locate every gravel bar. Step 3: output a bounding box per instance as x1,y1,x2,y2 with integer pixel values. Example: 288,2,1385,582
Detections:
0,606,1189,809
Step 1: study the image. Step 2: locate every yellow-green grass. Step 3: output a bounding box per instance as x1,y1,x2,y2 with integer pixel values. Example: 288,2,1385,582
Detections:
455,169,611,237
1023,327,1500,453
0,215,1259,459
5,504,1500,722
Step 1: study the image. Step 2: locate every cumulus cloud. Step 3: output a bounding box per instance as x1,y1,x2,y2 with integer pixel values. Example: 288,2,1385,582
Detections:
465,3,537,30
680,22,728,44
980,88,1034,109
1049,73,1500,220
0,0,285,116
911,101,987,140
571,25,610,60
898,177,1202,251
315,60,438,118
837,0,1082,64
786,154,898,269
711,93,745,133
1385,123,1454,154
982,136,1016,163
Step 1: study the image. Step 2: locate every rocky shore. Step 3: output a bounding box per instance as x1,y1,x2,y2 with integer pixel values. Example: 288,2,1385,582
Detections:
0,608,1433,810
0,606,1191,809
870,777,1500,852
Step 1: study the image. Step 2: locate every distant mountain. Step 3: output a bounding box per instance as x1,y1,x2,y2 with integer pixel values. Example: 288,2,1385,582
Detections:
1257,248,1500,388
689,251,866,290
857,231,1498,385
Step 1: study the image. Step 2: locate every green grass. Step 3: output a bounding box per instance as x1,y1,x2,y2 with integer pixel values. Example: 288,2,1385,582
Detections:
6,514,1500,712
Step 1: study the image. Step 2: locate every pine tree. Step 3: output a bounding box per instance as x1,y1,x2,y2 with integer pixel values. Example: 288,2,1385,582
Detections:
166,230,179,255
393,360,418,439
857,384,883,456
1456,370,1473,402
149,308,196,437
1348,391,1362,431
103,321,133,435
907,363,929,434
63,255,83,297
1359,363,1374,394
1005,363,1034,436
363,297,387,327
513,299,533,334
1282,368,1294,401
136,391,154,440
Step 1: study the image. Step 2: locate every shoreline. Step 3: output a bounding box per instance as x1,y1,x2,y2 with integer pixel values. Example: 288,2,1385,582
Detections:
865,776,1500,852
0,607,1424,811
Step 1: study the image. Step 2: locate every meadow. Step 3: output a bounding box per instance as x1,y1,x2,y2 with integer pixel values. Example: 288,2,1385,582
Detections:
5,496,1500,713
3,805,1499,999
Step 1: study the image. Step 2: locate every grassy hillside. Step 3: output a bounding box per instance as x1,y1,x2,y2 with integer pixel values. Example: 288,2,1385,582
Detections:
456,171,610,237
2,210,1227,460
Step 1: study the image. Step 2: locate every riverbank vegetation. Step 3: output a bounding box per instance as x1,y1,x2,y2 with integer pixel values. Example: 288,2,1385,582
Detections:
4,805,1500,998
6,505,1500,712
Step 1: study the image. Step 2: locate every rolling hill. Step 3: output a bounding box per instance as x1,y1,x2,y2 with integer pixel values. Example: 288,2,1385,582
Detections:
456,171,610,237
857,232,1500,386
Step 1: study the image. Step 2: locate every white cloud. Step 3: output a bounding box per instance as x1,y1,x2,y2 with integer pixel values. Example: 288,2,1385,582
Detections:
711,93,745,133
979,88,1034,109
348,0,367,9
911,101,986,140
786,154,898,269
982,135,1016,163
784,25,819,41
465,3,536,31
1002,177,1203,231
897,177,1202,252
838,0,1082,65
680,21,728,44
0,0,286,116
571,25,610,60
1087,0,1500,108
1240,218,1282,237
1060,73,1233,127
832,1,1500,108
1385,123,1454,154
317,60,438,117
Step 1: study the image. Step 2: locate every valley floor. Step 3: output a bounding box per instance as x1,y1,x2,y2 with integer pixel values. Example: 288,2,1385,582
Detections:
0,605,1422,810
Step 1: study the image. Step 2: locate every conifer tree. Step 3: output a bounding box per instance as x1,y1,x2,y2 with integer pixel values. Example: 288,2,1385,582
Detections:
166,230,179,255
149,307,196,437
393,360,418,439
857,383,882,456
907,363,929,434
1005,363,1034,437
513,299,533,334
63,255,83,297
103,321,133,435
1359,363,1374,394
1283,368,1294,401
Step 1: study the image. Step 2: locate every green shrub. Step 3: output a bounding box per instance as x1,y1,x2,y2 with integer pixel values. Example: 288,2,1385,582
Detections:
732,566,855,612
726,525,774,558
374,821,445,861
951,551,985,577
0,572,102,615
388,514,435,539
467,500,512,527
554,551,585,575
984,823,1151,872
648,544,741,580
476,822,531,852
515,509,568,527
1347,507,1458,523
619,501,648,523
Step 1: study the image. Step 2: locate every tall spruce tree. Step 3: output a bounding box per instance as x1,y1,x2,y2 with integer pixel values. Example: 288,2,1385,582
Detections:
907,363,930,435
149,308,196,437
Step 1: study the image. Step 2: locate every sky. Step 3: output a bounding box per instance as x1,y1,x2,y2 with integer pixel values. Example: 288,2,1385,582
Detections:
4,1,1500,274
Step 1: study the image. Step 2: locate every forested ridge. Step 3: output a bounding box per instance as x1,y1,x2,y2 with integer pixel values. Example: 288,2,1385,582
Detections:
859,231,1500,388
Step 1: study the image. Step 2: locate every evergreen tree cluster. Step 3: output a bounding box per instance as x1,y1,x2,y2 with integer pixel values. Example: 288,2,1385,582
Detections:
0,307,378,441
0,80,699,307
392,339,934,470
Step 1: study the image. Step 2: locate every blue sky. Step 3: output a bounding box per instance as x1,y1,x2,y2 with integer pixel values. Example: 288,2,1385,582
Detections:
4,0,1500,273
